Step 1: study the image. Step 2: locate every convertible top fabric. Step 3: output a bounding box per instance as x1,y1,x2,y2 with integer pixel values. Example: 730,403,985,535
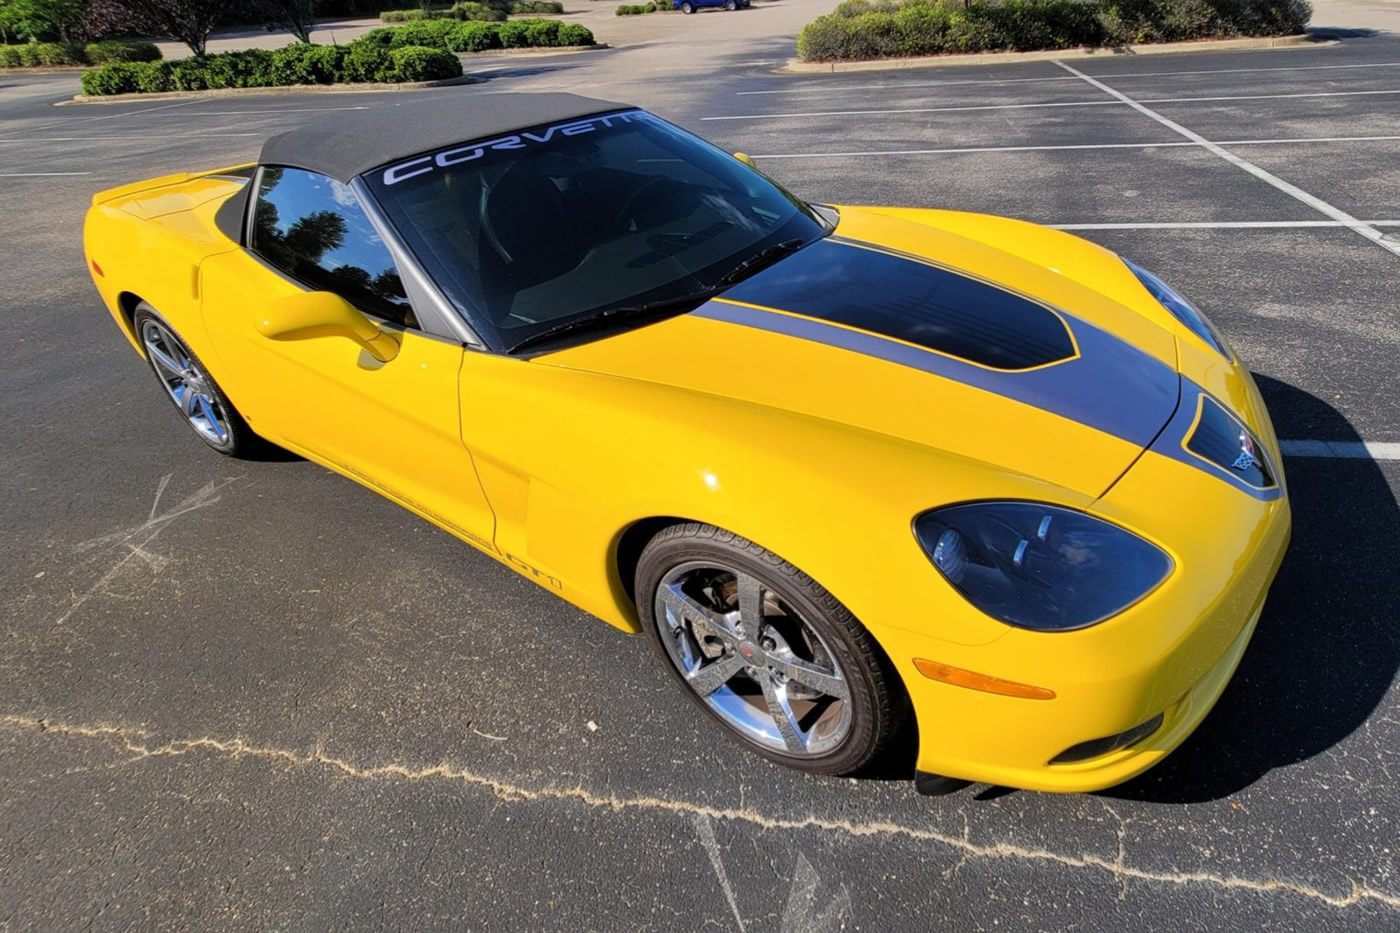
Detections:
259,92,628,182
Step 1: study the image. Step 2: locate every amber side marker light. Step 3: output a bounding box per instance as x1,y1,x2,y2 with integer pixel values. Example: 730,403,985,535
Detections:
914,658,1056,700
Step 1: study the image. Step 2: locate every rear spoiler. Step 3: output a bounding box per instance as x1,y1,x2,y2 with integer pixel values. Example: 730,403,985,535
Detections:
90,163,256,207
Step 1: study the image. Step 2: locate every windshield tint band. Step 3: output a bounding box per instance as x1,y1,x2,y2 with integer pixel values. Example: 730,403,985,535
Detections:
695,299,1179,449
717,237,1077,371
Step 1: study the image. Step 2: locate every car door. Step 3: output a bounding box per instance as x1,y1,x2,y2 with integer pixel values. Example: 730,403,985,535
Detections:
200,166,496,552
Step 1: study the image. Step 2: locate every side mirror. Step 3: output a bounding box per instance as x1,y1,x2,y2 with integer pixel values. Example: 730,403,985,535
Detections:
257,291,399,363
733,152,757,169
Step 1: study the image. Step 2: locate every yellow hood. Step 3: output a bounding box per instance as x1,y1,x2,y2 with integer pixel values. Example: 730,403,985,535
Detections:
536,207,1187,499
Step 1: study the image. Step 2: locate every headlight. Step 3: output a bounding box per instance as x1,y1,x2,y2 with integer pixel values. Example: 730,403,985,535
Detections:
913,502,1173,632
1123,258,1232,359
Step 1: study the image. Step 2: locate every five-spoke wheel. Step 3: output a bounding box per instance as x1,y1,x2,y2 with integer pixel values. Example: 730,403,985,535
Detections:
133,303,258,457
639,524,903,775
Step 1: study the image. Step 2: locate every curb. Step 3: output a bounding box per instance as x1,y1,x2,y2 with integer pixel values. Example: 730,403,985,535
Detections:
59,43,607,104
0,64,89,74
779,34,1321,73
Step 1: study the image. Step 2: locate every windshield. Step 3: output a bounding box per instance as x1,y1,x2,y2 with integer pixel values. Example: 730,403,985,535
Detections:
363,109,828,351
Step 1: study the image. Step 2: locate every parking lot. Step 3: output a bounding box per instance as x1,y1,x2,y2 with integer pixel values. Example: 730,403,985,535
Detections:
2,32,1399,932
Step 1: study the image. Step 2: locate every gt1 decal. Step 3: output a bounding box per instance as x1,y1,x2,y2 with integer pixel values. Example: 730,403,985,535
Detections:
505,553,563,590
381,110,652,186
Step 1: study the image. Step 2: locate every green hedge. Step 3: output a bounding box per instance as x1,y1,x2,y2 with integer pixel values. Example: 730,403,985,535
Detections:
796,0,1310,60
79,44,460,95
0,40,161,68
380,3,507,22
380,0,562,18
357,18,593,51
617,2,671,13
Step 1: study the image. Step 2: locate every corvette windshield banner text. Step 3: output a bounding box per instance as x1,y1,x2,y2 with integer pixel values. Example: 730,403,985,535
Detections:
380,110,652,186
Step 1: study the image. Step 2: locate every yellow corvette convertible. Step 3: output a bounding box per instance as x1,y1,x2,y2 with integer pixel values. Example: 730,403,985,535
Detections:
84,93,1290,793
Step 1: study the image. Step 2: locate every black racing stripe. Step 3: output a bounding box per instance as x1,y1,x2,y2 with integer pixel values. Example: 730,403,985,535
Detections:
719,237,1076,371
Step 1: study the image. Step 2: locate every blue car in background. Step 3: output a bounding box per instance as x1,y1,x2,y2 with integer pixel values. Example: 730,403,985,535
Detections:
675,0,749,11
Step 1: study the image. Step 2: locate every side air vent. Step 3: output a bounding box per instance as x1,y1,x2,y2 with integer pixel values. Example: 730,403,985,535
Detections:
1186,395,1276,489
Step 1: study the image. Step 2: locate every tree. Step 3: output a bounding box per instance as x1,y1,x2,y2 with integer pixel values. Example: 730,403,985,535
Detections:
1,0,91,43
107,0,223,56
0,0,34,44
248,0,321,43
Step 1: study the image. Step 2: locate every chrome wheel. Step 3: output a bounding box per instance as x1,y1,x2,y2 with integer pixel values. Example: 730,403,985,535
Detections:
655,561,852,756
140,319,231,449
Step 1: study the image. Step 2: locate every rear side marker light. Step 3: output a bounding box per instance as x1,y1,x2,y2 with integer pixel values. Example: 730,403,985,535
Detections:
1050,713,1165,764
913,658,1055,700
91,260,104,277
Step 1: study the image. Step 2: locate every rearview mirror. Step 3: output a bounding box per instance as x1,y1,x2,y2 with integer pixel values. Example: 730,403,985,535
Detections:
257,291,399,363
733,152,757,169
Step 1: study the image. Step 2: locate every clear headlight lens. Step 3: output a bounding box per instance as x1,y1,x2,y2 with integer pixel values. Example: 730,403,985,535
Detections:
1124,258,1232,359
914,502,1173,632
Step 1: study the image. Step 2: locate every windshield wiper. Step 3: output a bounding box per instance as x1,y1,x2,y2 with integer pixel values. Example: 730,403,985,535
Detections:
508,288,718,355
711,238,807,289
506,238,809,355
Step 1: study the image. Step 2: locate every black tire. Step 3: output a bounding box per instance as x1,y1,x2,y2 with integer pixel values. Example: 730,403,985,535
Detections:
637,523,905,776
680,2,694,12
132,303,262,458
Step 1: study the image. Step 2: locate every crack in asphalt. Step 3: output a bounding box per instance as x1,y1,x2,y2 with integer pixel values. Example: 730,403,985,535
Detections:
4,712,1397,912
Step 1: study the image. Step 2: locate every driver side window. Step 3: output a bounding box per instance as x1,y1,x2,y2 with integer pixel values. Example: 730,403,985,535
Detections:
251,166,417,328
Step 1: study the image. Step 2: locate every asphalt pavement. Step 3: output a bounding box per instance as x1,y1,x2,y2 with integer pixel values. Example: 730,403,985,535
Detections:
1,31,1399,933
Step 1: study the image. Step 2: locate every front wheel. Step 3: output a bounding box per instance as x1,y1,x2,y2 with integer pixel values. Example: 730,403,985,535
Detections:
637,523,905,775
134,303,260,457
724,0,737,9
680,2,695,12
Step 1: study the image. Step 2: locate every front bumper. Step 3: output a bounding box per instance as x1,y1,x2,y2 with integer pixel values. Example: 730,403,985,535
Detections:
893,408,1292,792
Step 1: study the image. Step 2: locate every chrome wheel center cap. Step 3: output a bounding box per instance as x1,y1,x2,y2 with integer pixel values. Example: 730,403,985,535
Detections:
737,640,765,664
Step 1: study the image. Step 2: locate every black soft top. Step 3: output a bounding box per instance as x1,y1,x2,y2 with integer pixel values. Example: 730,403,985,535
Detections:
258,92,628,182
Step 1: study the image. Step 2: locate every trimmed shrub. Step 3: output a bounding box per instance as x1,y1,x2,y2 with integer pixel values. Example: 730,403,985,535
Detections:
0,42,81,67
270,43,350,84
556,22,595,42
456,2,510,18
446,20,503,49
79,61,146,95
798,0,1309,60
496,20,532,45
78,39,460,95
380,8,447,20
2,40,162,68
387,44,463,80
522,18,562,43
617,2,665,12
385,18,461,46
380,1,510,21
84,40,162,64
511,0,565,11
342,41,396,80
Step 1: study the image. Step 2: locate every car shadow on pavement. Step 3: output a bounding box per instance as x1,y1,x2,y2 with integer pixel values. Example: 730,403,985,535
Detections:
1103,373,1400,804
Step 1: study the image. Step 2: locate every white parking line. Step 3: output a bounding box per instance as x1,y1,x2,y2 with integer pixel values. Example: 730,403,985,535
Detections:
1054,61,1400,258
171,106,371,115
0,133,259,141
704,99,1121,120
753,134,1400,158
1280,440,1400,460
705,88,1400,120
737,61,1400,95
1051,220,1400,229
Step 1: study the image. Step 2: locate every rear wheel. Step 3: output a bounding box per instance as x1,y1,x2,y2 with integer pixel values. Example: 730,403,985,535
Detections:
724,0,737,10
637,523,904,775
680,2,695,12
134,303,259,457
